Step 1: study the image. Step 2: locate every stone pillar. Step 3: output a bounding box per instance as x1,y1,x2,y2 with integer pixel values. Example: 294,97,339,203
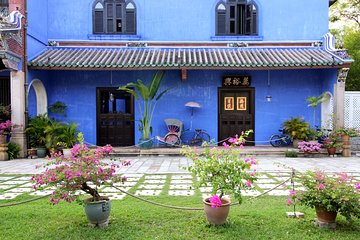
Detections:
333,68,349,130
10,70,27,157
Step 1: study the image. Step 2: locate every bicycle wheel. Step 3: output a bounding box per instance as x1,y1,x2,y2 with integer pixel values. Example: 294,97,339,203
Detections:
191,132,210,146
269,134,282,147
164,133,180,146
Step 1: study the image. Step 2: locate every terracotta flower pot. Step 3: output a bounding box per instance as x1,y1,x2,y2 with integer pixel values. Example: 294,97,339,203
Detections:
203,197,231,225
327,147,336,156
315,205,337,223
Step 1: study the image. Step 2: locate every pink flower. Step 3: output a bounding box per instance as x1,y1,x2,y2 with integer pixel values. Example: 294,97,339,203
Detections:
245,180,252,187
209,195,223,208
355,182,360,190
286,198,293,206
289,190,296,197
222,142,229,150
318,183,326,190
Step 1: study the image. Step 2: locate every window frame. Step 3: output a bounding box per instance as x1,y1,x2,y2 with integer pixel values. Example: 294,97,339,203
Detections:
215,0,258,36
92,0,136,35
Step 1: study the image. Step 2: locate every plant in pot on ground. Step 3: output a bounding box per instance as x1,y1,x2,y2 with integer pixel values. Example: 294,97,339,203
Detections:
297,141,322,155
56,122,78,156
282,117,310,147
322,132,342,156
32,133,130,227
118,71,168,148
182,130,257,225
288,170,360,225
25,114,52,157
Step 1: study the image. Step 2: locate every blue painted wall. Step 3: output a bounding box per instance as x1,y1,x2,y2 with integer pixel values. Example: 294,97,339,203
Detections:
28,69,332,145
26,0,336,145
27,0,329,60
27,0,48,60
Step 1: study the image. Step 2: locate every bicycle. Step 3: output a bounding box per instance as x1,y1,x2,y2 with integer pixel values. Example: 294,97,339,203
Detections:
158,119,210,146
269,129,293,147
181,128,210,146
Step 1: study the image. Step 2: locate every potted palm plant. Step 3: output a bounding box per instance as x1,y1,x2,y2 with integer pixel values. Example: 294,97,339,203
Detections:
25,114,52,158
182,131,257,225
57,122,78,156
119,71,167,149
282,117,310,147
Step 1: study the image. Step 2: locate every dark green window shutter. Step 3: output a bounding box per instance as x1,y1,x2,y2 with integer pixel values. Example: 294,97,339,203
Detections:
217,12,226,34
125,10,135,34
94,11,104,33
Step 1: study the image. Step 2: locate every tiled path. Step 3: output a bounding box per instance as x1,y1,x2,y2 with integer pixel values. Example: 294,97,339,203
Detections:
1,155,360,201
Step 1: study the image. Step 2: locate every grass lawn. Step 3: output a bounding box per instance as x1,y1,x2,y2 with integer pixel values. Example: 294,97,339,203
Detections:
1,194,360,240
1,173,360,239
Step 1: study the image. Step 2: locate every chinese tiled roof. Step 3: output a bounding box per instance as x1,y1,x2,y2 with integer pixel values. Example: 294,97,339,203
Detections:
28,46,345,70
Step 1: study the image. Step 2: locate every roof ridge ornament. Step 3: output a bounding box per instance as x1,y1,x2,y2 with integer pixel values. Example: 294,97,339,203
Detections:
311,41,322,47
228,42,248,48
126,42,147,48
48,41,58,46
0,10,24,32
323,32,336,51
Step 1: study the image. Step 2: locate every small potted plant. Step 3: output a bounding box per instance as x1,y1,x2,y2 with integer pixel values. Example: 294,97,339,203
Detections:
288,170,360,226
0,120,14,143
297,141,322,156
25,114,52,158
322,132,342,156
335,127,359,139
0,120,17,161
182,130,257,225
32,133,130,227
282,117,310,147
119,71,168,149
335,128,359,157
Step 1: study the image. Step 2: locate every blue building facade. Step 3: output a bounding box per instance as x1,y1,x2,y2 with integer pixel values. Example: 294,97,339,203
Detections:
26,0,351,146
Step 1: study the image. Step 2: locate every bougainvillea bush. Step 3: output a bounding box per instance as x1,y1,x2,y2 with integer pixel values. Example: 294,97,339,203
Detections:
0,120,14,135
32,133,130,204
182,130,257,208
288,170,360,220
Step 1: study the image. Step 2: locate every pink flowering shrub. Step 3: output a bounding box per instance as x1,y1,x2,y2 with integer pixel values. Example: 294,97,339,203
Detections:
297,141,322,153
182,130,257,207
288,170,360,220
0,120,14,135
32,133,130,204
322,132,342,148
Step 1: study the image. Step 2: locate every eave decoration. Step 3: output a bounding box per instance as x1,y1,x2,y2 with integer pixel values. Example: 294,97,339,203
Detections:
0,10,24,71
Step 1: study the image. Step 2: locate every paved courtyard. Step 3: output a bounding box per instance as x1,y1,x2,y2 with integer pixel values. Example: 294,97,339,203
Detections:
0,155,360,201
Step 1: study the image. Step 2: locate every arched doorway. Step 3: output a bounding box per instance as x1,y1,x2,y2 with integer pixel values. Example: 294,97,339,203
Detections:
28,79,48,115
321,92,333,129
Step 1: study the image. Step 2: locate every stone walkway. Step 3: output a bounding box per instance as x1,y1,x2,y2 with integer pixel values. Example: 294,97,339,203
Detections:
0,155,359,201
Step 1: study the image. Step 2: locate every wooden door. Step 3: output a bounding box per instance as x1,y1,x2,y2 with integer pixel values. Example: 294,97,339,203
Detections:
96,88,134,146
218,88,255,145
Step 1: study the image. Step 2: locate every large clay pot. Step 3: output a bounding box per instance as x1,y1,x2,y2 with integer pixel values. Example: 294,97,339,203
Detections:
36,147,46,158
138,138,153,149
84,197,111,227
315,205,337,223
0,135,6,144
292,139,301,148
203,197,231,225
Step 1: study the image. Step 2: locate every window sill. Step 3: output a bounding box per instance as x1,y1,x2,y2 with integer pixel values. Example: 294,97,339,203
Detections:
88,34,142,41
211,35,264,41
